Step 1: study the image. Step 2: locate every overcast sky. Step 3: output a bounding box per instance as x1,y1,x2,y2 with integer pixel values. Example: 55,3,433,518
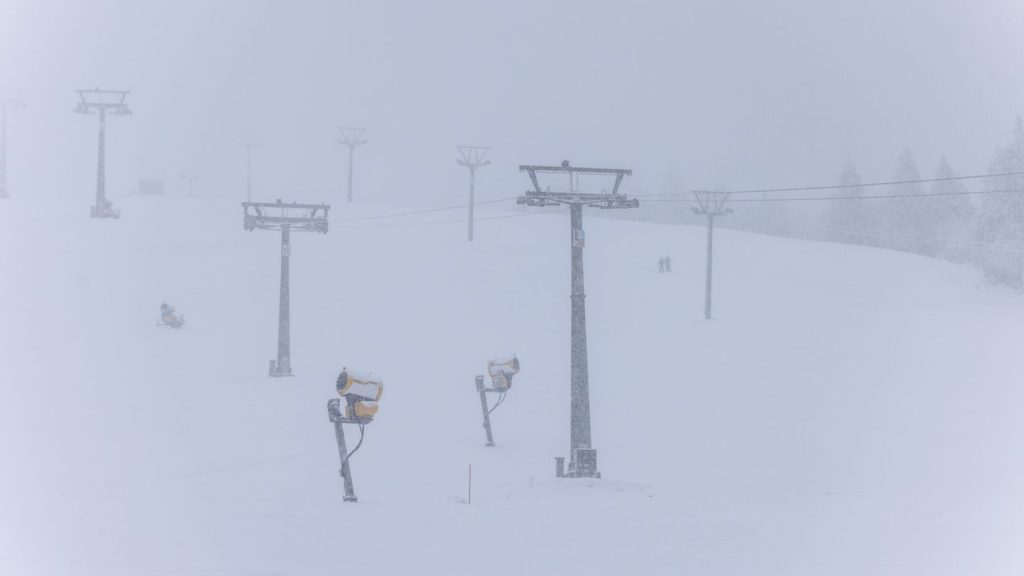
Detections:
2,0,1022,206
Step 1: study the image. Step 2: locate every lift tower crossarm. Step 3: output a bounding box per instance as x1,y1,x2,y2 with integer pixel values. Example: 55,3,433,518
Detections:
243,200,330,233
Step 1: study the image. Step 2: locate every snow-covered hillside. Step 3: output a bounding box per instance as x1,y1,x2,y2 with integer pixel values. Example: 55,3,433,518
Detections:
3,194,1024,575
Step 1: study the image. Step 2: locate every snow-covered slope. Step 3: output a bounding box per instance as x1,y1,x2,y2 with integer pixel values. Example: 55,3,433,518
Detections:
3,194,1024,575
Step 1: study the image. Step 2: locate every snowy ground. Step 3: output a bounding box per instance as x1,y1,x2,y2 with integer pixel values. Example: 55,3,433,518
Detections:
3,193,1024,575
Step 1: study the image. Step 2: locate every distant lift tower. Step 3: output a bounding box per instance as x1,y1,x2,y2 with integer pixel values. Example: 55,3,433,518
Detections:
337,127,367,203
240,139,261,202
517,161,639,478
74,88,131,219
691,191,732,320
179,166,199,198
242,200,330,377
456,146,491,241
0,91,24,199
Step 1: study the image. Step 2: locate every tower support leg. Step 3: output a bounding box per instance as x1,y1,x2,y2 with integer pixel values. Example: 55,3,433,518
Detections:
332,418,358,502
476,376,495,447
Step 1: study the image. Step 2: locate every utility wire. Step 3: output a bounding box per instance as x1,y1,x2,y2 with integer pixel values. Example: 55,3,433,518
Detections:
640,187,1024,204
335,196,518,222
677,170,1024,196
340,210,549,229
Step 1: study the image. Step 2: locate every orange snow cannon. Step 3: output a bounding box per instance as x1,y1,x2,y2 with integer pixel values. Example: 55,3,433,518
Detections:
336,369,383,424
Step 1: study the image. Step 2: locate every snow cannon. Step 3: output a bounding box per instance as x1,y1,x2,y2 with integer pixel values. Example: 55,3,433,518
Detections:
475,354,520,447
486,355,520,391
336,369,383,424
328,368,384,503
158,301,185,329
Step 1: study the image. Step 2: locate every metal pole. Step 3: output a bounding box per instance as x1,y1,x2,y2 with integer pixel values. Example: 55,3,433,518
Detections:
0,102,7,199
569,202,592,474
468,167,476,242
476,376,494,446
332,418,357,502
346,145,354,203
704,214,714,320
246,146,253,202
95,108,107,214
276,225,292,376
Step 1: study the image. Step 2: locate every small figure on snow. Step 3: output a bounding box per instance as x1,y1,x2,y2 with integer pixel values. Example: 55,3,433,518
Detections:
664,256,672,273
159,301,185,329
658,257,665,273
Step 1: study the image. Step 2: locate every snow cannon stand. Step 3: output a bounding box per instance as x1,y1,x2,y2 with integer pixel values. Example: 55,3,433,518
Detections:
327,369,383,502
475,355,519,447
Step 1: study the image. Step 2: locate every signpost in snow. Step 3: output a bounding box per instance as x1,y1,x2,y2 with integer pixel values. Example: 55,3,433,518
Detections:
242,200,330,377
517,161,638,478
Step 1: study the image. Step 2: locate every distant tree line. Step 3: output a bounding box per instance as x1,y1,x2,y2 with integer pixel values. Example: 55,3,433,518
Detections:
638,117,1024,289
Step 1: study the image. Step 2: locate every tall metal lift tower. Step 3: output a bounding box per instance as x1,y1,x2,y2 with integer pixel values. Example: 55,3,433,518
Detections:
691,191,732,320
179,166,199,198
74,88,131,218
242,200,330,377
337,127,367,203
240,139,261,202
517,161,638,478
0,91,24,199
456,146,490,241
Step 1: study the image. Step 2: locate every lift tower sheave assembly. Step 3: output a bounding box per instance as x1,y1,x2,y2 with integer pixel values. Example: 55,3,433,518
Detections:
0,91,24,199
456,146,491,242
74,88,131,219
242,200,330,377
337,127,367,203
517,161,638,479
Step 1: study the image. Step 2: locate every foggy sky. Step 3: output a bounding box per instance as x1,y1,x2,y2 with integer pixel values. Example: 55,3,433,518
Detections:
1,0,1022,207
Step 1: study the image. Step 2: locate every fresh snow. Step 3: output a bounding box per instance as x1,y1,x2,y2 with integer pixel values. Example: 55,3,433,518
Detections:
2,194,1024,575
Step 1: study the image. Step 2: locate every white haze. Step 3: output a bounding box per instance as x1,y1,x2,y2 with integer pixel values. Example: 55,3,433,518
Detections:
1,0,1023,202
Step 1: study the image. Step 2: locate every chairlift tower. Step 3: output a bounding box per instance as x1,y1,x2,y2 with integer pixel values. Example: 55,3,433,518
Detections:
691,191,732,320
456,146,490,241
337,127,367,203
517,161,638,478
179,166,199,198
74,88,131,218
240,139,261,202
242,200,330,377
0,91,24,199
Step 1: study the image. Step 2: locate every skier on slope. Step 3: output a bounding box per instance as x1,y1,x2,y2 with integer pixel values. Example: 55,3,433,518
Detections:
160,301,184,329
